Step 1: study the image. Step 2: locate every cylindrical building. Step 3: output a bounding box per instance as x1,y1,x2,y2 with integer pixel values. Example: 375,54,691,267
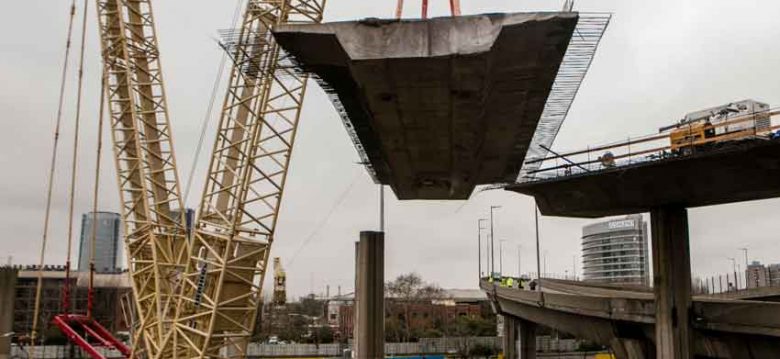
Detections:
582,215,649,285
78,211,122,273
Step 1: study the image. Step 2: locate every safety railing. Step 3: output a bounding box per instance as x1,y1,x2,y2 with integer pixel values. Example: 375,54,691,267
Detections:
520,108,780,182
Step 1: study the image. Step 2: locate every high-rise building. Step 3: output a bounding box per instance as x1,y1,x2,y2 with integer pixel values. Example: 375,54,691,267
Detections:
746,261,769,289
581,214,650,285
78,211,122,273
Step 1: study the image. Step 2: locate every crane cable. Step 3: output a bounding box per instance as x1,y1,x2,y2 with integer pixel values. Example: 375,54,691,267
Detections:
183,0,246,205
31,0,79,343
63,0,90,316
88,74,107,320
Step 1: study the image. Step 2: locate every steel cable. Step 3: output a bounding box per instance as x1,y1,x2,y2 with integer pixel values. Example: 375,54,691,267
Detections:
31,0,80,343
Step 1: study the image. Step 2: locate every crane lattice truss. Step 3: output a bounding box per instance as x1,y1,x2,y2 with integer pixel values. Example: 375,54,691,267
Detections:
95,0,188,356
169,0,325,357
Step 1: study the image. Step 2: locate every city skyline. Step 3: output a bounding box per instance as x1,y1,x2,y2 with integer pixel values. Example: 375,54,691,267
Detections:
2,0,780,298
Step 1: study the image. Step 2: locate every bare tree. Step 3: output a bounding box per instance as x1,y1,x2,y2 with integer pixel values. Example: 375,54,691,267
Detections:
385,273,447,341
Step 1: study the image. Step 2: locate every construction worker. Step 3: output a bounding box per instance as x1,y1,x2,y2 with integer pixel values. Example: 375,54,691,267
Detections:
507,277,514,288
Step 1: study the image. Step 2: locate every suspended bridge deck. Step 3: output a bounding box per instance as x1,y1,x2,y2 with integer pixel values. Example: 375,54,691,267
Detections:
274,12,610,199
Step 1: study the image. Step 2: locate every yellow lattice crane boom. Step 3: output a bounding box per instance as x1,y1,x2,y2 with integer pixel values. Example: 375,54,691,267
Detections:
166,0,325,357
94,0,188,356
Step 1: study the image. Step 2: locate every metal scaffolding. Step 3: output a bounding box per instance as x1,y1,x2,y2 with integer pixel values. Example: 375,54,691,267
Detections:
519,13,612,180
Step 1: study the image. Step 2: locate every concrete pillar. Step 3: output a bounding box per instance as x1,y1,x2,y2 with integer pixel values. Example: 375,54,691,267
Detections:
650,206,693,359
518,318,537,359
501,315,518,359
0,269,17,359
354,231,384,359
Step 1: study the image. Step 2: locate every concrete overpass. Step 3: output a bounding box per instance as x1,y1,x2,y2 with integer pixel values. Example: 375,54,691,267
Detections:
484,279,780,358
274,12,609,199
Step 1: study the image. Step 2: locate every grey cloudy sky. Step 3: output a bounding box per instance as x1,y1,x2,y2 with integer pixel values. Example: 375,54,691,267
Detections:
2,0,780,299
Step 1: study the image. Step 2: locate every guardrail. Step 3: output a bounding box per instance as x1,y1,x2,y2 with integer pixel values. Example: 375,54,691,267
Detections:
521,109,780,182
9,336,585,358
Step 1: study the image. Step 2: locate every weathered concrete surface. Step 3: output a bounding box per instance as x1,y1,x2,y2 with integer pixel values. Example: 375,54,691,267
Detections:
483,279,780,358
508,139,780,217
0,269,17,359
274,13,577,199
354,232,384,359
518,318,537,359
651,206,693,359
502,315,519,359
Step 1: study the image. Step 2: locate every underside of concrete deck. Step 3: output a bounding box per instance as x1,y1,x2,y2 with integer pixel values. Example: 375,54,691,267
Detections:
274,12,578,199
507,138,780,217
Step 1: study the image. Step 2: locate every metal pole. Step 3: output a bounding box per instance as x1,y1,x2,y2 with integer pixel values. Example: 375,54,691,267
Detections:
728,257,736,274
517,245,522,278
499,240,505,276
477,220,481,279
739,247,748,268
379,185,385,232
490,206,501,277
478,219,487,279
572,255,577,280
534,202,542,291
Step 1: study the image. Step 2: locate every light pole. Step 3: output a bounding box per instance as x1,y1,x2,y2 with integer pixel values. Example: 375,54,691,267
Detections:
379,185,385,232
490,205,501,277
517,245,522,278
739,247,748,268
478,219,487,279
534,202,542,292
499,239,506,276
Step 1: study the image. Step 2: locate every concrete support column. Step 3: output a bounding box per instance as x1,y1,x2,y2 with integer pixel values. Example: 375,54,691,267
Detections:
502,315,518,359
650,206,693,359
354,231,384,359
0,269,17,359
518,318,537,359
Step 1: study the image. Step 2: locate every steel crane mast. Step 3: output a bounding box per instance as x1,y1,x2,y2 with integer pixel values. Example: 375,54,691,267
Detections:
169,0,325,357
95,0,188,356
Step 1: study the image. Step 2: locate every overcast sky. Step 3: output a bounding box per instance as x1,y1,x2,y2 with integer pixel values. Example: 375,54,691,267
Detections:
2,0,780,299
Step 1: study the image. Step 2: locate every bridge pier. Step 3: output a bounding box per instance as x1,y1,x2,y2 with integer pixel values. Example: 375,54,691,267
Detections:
354,231,385,359
518,318,537,358
502,316,536,359
502,315,518,359
650,206,693,359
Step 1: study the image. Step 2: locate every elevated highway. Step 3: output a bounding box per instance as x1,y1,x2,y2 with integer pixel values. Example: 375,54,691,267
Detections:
483,279,780,358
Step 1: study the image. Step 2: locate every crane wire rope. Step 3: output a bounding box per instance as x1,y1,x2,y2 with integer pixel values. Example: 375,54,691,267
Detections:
183,0,247,205
63,0,90,316
285,167,362,267
88,74,107,320
31,0,79,343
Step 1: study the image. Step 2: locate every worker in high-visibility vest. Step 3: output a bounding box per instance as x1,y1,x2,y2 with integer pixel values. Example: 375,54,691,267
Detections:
507,277,514,288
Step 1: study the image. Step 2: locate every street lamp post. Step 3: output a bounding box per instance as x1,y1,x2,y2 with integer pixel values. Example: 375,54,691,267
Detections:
739,247,748,268
517,245,522,278
499,239,506,276
490,205,501,277
478,219,487,279
534,201,542,292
